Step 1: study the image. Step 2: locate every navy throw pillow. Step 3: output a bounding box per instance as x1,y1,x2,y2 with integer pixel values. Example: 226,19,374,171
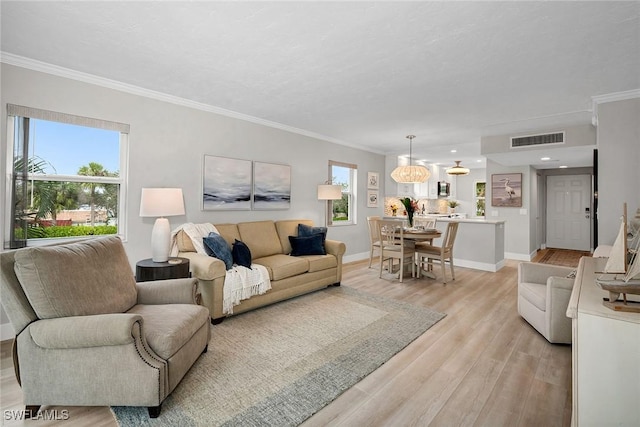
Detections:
203,232,233,270
232,239,252,268
298,223,327,242
289,234,326,256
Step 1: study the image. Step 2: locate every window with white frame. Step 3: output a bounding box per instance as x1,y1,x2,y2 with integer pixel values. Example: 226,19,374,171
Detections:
5,105,129,248
328,160,357,226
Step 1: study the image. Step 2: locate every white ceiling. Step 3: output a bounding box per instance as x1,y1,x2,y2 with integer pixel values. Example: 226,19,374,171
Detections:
1,1,639,170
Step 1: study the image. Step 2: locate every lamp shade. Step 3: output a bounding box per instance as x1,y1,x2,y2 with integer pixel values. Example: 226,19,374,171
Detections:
390,165,430,183
140,188,185,217
317,184,342,200
446,161,470,176
391,134,431,184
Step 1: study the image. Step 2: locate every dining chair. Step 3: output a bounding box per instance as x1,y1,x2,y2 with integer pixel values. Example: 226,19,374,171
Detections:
367,216,382,268
413,217,436,230
412,217,437,245
377,219,416,283
415,221,459,283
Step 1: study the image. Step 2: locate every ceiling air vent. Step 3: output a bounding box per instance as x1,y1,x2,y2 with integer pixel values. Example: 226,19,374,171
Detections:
510,131,565,148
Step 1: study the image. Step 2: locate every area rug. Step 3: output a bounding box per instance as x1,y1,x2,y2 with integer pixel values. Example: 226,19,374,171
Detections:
112,286,445,426
538,248,591,267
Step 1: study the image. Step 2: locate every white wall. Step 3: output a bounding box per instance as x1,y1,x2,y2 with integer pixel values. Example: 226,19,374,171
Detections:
596,97,640,245
481,123,598,260
480,102,638,259
483,160,533,260
0,63,386,339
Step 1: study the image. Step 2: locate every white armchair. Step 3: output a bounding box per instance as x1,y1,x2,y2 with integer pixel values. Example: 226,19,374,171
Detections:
517,262,576,344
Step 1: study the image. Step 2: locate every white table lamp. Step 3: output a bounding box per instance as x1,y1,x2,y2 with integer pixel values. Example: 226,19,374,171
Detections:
140,188,185,262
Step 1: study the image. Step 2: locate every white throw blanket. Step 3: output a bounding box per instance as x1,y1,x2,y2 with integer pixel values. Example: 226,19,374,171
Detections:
170,223,271,315
221,264,271,315
170,222,217,256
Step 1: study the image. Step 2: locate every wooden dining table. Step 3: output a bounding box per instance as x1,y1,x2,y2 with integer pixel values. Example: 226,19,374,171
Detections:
382,226,442,279
401,227,442,242
403,228,442,279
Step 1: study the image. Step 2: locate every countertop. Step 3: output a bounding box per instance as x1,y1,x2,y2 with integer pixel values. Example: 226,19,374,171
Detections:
384,215,505,225
436,217,505,225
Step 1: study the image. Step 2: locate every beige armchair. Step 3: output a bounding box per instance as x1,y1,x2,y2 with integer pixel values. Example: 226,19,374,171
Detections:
517,262,575,344
0,236,210,418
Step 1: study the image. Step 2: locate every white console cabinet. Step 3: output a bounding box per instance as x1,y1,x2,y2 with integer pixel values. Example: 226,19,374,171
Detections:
566,257,640,426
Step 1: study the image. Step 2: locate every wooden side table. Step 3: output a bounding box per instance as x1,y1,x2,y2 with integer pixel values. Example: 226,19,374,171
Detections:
136,258,190,282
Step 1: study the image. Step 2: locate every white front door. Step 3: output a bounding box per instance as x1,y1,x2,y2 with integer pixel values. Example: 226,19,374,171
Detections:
546,174,591,250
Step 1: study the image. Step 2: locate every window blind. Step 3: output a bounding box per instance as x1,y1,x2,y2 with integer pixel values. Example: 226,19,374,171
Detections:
7,104,130,133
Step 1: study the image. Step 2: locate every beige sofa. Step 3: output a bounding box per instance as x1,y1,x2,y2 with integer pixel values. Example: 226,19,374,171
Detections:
175,219,346,322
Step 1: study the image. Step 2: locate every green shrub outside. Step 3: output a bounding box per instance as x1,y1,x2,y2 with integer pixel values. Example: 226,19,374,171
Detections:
14,225,117,239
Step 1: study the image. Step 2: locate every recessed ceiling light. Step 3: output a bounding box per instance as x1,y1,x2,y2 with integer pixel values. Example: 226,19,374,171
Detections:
450,149,457,153
541,157,551,161
559,165,568,169
476,159,482,163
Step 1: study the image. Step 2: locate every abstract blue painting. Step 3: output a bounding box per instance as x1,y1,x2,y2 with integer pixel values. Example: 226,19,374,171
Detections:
253,162,291,210
202,155,252,210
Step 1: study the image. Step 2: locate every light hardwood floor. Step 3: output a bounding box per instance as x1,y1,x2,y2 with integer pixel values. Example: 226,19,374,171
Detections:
1,257,572,426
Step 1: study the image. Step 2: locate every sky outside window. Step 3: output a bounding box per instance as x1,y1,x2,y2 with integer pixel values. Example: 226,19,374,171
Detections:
29,119,120,175
332,165,350,190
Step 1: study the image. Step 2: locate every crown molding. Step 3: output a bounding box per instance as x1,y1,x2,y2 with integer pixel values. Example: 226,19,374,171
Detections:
591,88,640,126
591,88,640,105
0,52,383,154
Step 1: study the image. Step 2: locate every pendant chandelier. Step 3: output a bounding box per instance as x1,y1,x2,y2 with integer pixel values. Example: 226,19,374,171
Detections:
390,135,430,184
446,160,470,176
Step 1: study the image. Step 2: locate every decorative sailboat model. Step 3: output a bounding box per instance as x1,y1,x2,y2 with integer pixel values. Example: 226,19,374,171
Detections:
596,203,640,312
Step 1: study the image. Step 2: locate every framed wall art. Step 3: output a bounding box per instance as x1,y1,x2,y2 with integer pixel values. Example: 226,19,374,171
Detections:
491,173,522,207
253,161,291,210
202,155,252,210
367,171,379,189
367,190,379,208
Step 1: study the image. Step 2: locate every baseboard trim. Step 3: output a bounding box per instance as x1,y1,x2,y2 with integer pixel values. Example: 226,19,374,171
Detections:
343,252,369,264
347,251,506,273
505,252,532,261
453,259,505,273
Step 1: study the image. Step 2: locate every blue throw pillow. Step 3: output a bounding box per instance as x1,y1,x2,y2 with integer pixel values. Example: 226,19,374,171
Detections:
298,223,327,242
289,234,326,256
203,232,233,270
232,239,252,268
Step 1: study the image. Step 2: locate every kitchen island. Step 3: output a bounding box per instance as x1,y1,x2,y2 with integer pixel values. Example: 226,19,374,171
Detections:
386,215,505,272
433,217,505,272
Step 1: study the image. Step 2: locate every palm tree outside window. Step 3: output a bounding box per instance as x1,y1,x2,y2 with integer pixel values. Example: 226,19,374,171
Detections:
5,105,128,248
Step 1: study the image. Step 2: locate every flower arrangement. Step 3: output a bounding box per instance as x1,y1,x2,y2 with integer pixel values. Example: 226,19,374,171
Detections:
390,204,398,216
400,197,419,227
